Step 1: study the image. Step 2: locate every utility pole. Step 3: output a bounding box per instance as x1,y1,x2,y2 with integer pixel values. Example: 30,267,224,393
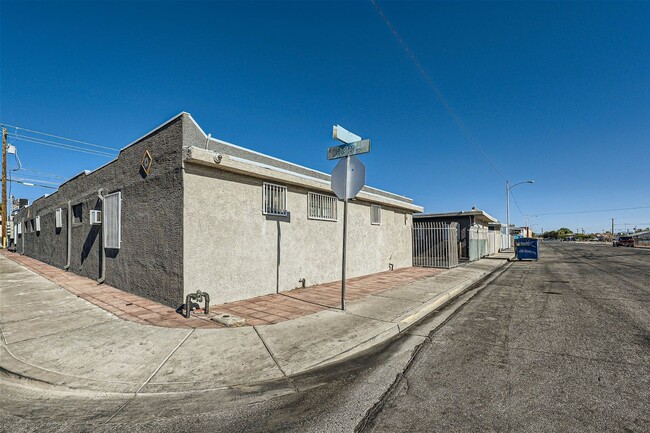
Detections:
505,181,510,248
505,180,534,249
2,127,7,249
611,218,614,237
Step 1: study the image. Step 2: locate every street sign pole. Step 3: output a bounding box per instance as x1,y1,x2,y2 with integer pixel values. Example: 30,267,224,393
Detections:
330,125,368,311
341,156,349,310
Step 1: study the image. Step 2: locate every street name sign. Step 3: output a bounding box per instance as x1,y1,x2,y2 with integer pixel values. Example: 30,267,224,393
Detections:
333,124,362,144
327,139,371,160
331,155,365,200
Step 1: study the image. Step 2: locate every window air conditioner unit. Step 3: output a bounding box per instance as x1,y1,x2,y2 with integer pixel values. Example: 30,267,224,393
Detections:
90,210,102,225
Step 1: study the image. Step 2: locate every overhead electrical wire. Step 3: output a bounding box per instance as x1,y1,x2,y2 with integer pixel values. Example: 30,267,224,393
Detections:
370,0,506,181
8,179,58,189
0,122,117,197
535,206,650,216
11,168,66,180
1,123,118,151
10,177,60,186
509,190,526,217
7,132,116,157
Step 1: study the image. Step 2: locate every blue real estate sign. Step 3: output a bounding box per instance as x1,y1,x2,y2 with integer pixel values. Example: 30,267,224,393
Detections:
515,237,539,260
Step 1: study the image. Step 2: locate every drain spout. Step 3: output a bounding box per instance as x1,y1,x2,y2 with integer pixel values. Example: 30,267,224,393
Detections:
64,201,72,270
97,189,106,284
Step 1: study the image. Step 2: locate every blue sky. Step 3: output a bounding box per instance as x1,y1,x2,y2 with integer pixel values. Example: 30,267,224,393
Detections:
1,1,649,233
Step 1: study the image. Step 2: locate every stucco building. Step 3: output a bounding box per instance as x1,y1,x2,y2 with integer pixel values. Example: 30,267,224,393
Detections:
14,113,422,308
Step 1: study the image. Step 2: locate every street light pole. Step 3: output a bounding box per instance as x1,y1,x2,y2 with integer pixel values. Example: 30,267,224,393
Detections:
2,127,7,249
505,179,534,249
506,180,510,246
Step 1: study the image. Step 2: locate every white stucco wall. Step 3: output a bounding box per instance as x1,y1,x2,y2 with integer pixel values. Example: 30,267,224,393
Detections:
183,164,414,305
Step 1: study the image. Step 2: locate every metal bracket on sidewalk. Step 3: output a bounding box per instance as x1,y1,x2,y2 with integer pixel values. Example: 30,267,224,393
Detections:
184,290,210,319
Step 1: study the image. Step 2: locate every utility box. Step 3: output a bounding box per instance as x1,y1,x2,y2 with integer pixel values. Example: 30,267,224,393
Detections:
515,237,539,260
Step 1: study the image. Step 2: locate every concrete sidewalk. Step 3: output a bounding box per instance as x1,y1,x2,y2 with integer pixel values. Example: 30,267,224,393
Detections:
0,252,511,395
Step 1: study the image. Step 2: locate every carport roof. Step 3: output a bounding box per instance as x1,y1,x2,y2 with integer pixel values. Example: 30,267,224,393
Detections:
414,209,500,225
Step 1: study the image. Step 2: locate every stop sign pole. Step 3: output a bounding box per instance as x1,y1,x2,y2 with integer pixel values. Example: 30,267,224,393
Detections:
330,125,369,310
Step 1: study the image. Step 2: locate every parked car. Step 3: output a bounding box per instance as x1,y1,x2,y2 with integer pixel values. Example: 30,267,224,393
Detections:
614,236,634,247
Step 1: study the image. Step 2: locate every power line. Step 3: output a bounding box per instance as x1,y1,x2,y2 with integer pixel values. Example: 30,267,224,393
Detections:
8,179,58,189
536,206,650,216
509,190,525,217
11,168,66,180
0,123,118,151
10,177,59,186
7,133,116,157
8,132,117,156
370,0,506,181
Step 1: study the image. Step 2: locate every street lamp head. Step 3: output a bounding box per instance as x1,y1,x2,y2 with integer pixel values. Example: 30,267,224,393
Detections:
508,179,536,190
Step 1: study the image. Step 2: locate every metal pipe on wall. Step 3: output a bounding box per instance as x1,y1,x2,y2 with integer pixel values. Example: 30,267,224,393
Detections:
97,189,106,284
64,201,72,270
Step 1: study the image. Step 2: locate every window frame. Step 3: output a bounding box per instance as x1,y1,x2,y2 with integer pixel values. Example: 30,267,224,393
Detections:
55,208,63,229
103,191,122,249
72,203,83,224
262,182,288,216
307,192,338,221
371,204,382,225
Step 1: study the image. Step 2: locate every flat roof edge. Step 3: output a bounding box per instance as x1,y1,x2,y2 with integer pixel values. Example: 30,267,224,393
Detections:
188,117,413,203
184,147,423,212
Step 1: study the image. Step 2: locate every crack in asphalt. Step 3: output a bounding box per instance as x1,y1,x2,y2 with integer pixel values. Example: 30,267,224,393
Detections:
354,262,513,433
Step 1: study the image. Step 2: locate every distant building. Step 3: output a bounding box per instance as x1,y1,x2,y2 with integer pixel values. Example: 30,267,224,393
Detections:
631,230,650,247
11,197,28,213
511,226,534,238
14,112,422,308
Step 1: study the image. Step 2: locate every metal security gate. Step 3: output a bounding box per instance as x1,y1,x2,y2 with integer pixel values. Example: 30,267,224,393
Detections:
413,222,459,268
468,224,489,261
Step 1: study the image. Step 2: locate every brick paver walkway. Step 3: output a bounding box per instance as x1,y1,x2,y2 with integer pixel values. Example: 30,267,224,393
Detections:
1,250,443,328
1,250,217,329
214,267,442,325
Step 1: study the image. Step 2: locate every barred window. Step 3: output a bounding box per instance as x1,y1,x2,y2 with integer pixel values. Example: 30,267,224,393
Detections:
308,192,337,221
263,182,288,216
371,205,381,225
35,216,41,232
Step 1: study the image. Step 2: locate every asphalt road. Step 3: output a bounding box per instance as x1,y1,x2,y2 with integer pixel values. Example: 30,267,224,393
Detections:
3,243,648,432
362,242,650,432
